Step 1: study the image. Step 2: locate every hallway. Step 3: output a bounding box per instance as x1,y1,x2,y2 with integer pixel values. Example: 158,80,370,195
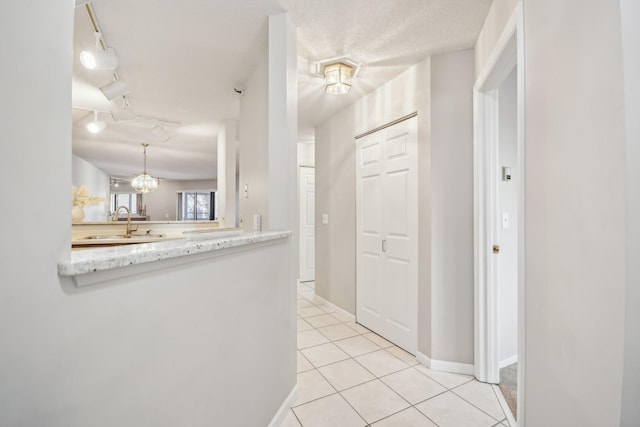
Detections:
282,283,513,427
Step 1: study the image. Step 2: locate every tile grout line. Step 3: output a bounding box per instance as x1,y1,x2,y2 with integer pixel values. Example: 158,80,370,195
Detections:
295,286,502,427
449,382,508,424
297,291,435,424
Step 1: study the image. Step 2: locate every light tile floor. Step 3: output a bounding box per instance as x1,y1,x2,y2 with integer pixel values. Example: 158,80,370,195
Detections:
283,282,511,427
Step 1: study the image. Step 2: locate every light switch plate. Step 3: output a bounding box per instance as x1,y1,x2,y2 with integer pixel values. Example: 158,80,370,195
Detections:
322,214,329,225
502,212,510,229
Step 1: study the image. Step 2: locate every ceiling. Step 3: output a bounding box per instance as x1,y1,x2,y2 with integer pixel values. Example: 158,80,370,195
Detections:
72,0,493,181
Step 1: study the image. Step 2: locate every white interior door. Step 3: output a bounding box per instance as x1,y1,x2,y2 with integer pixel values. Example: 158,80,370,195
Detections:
299,167,315,282
356,116,418,353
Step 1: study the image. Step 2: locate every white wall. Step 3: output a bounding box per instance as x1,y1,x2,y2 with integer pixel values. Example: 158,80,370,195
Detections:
0,3,295,425
315,59,430,317
620,0,640,424
298,142,315,167
315,49,475,366
474,0,518,77
239,55,269,230
429,50,476,365
217,120,238,227
522,1,627,425
72,154,111,222
267,13,298,234
141,179,217,221
497,68,518,365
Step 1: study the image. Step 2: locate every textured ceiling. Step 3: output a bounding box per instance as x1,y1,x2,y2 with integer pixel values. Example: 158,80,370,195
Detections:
72,0,492,180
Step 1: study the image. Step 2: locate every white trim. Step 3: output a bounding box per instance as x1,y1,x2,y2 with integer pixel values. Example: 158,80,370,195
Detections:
267,384,298,427
415,351,475,376
515,2,526,424
499,355,518,369
313,294,356,323
473,1,524,387
492,384,518,427
474,10,519,92
298,166,315,282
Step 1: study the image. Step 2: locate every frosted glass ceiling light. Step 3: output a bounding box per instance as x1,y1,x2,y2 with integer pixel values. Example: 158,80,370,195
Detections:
131,144,159,193
324,63,353,95
80,32,118,70
86,111,106,134
100,79,129,100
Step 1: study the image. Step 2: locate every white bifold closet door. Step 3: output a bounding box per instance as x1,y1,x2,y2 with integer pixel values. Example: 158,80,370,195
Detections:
356,115,418,354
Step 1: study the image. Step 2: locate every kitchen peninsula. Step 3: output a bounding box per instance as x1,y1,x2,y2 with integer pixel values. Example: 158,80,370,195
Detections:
63,220,291,287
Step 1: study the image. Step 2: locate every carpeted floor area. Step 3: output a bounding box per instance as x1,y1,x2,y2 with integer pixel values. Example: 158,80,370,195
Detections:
499,363,517,419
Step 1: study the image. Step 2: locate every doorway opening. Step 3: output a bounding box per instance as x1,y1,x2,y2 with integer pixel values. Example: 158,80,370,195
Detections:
299,166,315,283
473,4,524,424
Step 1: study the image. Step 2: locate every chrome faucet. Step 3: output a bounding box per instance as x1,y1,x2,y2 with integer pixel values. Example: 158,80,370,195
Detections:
112,205,138,236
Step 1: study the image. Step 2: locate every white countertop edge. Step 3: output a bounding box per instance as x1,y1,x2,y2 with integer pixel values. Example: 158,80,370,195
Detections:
58,231,291,277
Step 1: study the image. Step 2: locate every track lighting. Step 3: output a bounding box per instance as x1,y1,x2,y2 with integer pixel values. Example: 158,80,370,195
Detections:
80,32,118,70
151,124,171,143
111,100,136,121
100,79,129,100
86,111,106,134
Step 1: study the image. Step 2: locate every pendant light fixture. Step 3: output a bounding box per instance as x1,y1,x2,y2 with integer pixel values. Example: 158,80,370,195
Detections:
86,110,106,134
131,144,159,193
324,63,354,95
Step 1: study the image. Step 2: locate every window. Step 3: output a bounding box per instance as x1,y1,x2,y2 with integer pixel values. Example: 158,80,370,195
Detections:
110,193,140,214
177,191,216,221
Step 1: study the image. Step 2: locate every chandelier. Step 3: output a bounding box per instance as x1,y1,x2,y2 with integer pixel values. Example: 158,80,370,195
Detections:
131,144,159,193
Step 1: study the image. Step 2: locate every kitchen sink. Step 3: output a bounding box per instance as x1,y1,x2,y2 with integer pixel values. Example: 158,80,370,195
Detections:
83,234,166,240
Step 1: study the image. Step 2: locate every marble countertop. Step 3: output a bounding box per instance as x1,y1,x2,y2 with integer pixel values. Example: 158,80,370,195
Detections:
59,230,291,277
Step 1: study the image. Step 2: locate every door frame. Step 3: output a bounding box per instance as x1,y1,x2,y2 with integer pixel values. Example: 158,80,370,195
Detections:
473,2,525,423
298,165,315,282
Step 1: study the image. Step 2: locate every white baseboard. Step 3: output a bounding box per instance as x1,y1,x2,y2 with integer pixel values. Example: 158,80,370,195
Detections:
267,384,298,427
499,355,518,369
313,295,356,323
416,351,475,376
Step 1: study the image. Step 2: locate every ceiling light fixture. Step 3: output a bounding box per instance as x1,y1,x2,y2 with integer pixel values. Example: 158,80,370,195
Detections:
111,100,136,121
311,57,360,95
151,123,171,143
131,144,159,193
324,63,354,95
80,32,118,70
100,79,129,100
86,111,106,134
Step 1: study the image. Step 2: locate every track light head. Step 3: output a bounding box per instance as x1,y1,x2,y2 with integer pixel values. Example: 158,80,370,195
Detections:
100,79,129,100
80,49,118,70
151,124,171,143
80,33,118,70
111,108,136,121
86,111,106,134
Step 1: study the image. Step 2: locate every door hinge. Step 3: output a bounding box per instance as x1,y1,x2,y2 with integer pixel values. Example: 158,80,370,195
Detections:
382,239,387,252
492,245,500,254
